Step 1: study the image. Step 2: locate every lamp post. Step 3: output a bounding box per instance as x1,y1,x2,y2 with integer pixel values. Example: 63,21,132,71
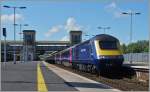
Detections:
3,28,7,63
15,24,28,62
3,5,26,64
0,2,2,63
97,26,111,34
122,11,141,64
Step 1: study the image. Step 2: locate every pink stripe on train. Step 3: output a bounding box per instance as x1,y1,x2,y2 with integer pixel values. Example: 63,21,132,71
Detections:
69,48,72,63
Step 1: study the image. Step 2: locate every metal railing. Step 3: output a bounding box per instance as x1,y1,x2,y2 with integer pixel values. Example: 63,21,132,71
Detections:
123,53,149,65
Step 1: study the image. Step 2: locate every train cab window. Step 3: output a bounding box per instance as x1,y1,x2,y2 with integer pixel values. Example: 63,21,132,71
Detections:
99,41,118,49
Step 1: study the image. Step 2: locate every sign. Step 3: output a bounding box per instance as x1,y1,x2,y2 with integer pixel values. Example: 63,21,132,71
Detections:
3,28,6,37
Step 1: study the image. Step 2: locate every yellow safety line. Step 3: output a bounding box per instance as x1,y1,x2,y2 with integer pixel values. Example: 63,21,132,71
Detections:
37,63,48,92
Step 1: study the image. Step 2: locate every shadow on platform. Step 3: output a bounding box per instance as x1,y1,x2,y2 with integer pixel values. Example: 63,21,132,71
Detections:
65,82,111,89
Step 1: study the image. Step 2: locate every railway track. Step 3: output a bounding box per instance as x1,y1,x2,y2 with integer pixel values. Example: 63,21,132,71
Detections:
53,64,149,91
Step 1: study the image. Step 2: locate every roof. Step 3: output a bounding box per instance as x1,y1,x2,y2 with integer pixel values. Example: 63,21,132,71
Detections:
68,34,119,48
23,30,36,33
36,41,70,45
69,31,82,33
1,40,70,45
93,34,118,41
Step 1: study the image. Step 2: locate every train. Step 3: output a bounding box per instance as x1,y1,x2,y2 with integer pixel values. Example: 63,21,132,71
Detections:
45,34,124,74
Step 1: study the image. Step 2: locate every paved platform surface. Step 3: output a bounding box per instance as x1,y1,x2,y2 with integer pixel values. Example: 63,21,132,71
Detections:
1,61,119,92
43,61,119,92
1,61,76,91
1,62,37,91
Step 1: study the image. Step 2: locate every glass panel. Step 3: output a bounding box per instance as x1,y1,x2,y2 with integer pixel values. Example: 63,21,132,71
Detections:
99,41,118,49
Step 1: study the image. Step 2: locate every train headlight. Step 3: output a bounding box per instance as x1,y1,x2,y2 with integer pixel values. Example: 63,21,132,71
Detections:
99,56,105,59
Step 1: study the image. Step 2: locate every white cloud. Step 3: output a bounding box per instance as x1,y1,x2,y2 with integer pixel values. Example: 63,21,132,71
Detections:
60,35,69,41
1,14,24,23
65,17,82,32
104,2,127,18
45,17,83,38
105,2,116,9
45,25,63,38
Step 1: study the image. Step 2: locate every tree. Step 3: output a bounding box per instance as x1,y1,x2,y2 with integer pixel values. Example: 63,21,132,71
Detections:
121,40,149,53
121,44,127,54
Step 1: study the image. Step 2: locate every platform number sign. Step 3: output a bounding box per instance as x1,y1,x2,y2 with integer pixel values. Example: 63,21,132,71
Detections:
3,28,6,37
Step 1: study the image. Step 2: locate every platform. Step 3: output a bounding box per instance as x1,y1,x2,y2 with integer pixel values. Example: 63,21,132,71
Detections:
123,63,149,70
1,61,119,92
123,63,149,82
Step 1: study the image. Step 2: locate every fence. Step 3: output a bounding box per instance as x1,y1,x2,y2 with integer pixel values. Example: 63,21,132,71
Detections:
123,53,149,64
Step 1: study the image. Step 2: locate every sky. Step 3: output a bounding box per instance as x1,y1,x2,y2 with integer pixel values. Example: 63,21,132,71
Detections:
1,0,149,45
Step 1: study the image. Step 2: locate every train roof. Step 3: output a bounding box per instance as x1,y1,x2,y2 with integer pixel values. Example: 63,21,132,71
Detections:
71,34,119,48
92,34,118,41
53,34,119,55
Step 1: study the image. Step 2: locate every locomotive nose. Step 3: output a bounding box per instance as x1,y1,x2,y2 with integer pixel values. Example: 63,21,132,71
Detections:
99,55,124,60
98,55,124,67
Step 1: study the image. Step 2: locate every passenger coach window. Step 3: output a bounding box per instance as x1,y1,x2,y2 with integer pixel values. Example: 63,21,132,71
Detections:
99,41,118,49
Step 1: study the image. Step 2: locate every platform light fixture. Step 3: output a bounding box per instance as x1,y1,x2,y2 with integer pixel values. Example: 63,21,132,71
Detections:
3,5,27,64
121,11,141,64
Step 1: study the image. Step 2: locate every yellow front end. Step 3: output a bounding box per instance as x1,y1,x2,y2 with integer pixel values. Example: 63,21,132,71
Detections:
94,40,122,56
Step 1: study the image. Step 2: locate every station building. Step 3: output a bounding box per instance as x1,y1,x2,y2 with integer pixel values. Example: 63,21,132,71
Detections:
1,30,82,61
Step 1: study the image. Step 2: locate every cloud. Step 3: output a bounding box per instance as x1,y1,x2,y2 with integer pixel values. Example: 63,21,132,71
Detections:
65,17,82,32
60,35,69,41
45,17,83,38
104,2,127,18
45,25,63,38
1,14,24,23
105,2,116,9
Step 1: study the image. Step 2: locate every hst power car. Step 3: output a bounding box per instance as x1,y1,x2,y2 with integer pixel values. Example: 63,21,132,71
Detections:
46,34,124,74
